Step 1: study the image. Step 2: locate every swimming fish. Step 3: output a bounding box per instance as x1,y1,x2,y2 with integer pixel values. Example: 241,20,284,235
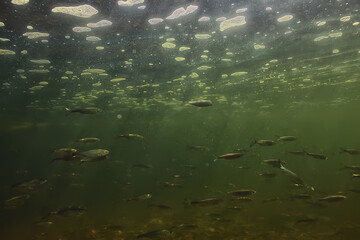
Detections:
227,189,256,197
11,178,47,191
304,151,328,160
188,198,223,206
126,194,152,202
137,229,172,238
118,134,144,140
318,195,346,202
76,138,100,143
339,148,360,155
45,206,86,217
250,139,276,147
188,100,213,107
216,152,245,160
65,107,102,115
277,136,297,141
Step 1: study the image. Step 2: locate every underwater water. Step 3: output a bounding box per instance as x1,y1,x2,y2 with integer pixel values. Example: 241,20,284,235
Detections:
1,0,360,239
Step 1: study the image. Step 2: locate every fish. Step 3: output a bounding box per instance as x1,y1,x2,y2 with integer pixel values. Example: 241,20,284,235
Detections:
187,145,210,151
65,107,102,115
78,149,109,158
137,229,172,238
11,178,47,191
188,198,223,206
76,137,100,143
52,148,77,157
259,172,277,178
133,163,153,169
290,193,312,199
318,195,346,202
118,134,144,140
52,155,83,162
343,166,360,171
304,151,328,160
5,194,30,208
295,217,319,224
250,139,276,147
280,164,306,187
339,148,360,155
263,159,286,168
352,173,360,178
45,206,86,217
217,152,245,160
277,136,297,141
163,182,182,188
227,189,256,197
149,204,172,210
126,194,152,202
188,100,213,107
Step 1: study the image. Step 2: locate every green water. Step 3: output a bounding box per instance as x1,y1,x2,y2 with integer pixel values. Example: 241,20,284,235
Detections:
1,0,360,239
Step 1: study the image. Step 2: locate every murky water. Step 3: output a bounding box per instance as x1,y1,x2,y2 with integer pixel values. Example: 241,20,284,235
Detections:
1,0,360,239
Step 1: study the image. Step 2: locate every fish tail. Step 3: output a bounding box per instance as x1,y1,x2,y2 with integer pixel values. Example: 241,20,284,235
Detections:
249,140,256,147
213,154,218,162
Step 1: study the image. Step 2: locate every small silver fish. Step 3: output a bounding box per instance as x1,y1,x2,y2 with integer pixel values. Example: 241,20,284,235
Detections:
76,138,100,143
189,198,223,206
11,178,47,191
277,136,297,141
118,134,144,140
188,100,213,107
305,151,328,160
250,139,276,147
318,195,346,202
126,194,152,202
217,153,245,160
137,229,172,238
46,206,86,217
263,159,286,168
339,148,360,155
227,189,256,197
65,107,102,115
